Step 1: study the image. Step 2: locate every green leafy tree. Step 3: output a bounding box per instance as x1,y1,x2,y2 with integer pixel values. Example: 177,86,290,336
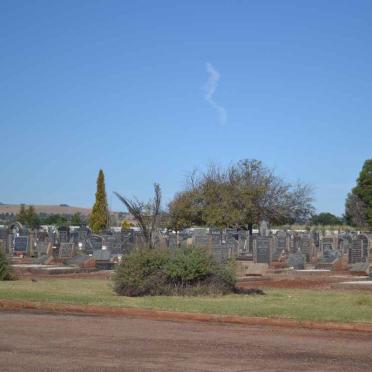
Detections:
311,212,343,226
16,204,27,224
90,169,109,233
168,159,314,234
71,212,82,226
26,205,40,229
351,159,372,228
16,204,40,229
42,214,68,227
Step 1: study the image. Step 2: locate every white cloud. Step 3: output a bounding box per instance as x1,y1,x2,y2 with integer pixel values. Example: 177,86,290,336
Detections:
203,62,227,125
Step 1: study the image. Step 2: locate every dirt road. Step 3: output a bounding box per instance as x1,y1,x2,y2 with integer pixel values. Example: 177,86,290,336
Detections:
1,311,372,371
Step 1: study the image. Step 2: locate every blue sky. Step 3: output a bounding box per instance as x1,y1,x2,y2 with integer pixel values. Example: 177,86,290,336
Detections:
1,0,371,215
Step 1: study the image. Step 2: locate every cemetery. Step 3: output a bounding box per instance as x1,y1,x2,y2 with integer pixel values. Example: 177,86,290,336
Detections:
1,218,372,292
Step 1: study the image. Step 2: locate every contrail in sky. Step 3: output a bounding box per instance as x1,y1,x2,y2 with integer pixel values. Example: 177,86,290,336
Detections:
203,62,227,125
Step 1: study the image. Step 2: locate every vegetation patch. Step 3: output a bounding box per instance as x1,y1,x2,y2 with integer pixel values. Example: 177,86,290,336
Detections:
0,249,16,281
1,279,372,323
113,247,236,296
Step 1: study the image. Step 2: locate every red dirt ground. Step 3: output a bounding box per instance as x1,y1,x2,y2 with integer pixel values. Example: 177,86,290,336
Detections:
1,310,372,371
238,272,363,289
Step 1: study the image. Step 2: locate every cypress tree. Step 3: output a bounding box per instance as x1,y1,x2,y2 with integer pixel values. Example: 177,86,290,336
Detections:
90,169,109,233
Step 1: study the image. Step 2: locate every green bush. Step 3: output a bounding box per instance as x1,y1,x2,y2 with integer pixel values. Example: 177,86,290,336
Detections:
0,249,15,281
114,247,236,297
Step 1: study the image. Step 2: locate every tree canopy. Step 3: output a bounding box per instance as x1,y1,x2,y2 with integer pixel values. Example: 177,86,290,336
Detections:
168,159,314,233
16,204,40,229
310,212,343,226
345,159,372,228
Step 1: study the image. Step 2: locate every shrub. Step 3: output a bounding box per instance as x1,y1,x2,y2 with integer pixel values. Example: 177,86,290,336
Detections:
0,249,15,281
113,249,170,296
113,247,236,297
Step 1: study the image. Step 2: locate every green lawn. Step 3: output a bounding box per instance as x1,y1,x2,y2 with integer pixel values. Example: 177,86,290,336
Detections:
0,278,372,323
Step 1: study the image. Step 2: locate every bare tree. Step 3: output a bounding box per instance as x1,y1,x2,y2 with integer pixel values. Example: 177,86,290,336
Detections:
114,183,162,249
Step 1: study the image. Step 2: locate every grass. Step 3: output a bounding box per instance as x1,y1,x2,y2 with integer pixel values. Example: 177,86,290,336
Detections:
0,278,372,324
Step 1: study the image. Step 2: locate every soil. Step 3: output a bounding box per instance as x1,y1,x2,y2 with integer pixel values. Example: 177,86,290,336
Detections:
238,272,364,289
1,310,372,371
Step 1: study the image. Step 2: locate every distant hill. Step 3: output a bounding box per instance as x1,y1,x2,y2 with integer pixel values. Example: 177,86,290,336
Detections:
0,204,92,217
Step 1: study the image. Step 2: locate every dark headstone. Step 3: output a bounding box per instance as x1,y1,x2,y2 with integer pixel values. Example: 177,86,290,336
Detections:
93,249,111,261
59,242,74,258
255,237,271,264
89,235,103,250
58,230,69,243
14,236,29,253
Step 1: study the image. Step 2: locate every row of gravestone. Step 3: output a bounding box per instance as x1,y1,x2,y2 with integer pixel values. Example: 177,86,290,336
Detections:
179,230,372,266
0,225,141,258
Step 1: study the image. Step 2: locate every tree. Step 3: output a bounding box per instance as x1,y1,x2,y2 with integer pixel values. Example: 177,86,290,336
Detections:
90,169,109,233
114,183,162,249
26,205,40,229
16,204,27,224
345,192,367,227
168,190,205,231
311,212,343,226
352,159,372,228
16,204,40,229
42,214,68,227
168,159,314,234
71,212,82,226
121,220,133,230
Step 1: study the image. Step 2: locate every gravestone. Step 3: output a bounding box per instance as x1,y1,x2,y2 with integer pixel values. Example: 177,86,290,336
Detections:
93,249,111,261
288,252,306,270
349,234,371,264
89,235,103,250
349,237,364,264
36,231,48,242
321,237,335,252
103,235,123,254
59,242,75,258
259,220,269,237
58,228,69,243
13,236,29,254
36,241,49,257
0,228,8,254
0,227,8,241
312,232,320,248
194,234,210,248
275,231,288,252
77,227,90,242
299,235,313,261
248,233,258,253
211,233,221,245
292,234,301,253
254,237,271,264
167,234,178,249
238,235,251,258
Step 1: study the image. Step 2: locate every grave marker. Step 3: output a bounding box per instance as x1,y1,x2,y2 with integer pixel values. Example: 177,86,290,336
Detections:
14,236,29,254
59,242,75,258
254,237,272,264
